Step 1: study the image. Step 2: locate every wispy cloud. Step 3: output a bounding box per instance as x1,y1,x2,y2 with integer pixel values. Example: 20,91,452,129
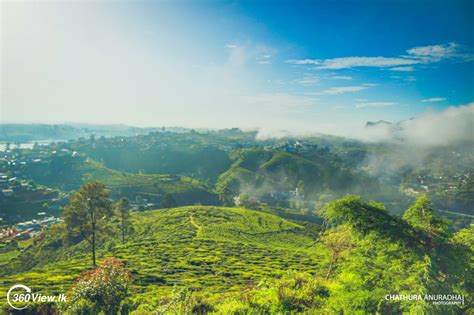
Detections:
286,59,320,65
293,74,319,86
313,57,418,69
258,54,272,64
405,42,459,62
389,66,415,72
422,97,447,102
286,42,471,71
331,75,352,80
314,85,369,95
226,42,275,67
356,101,397,108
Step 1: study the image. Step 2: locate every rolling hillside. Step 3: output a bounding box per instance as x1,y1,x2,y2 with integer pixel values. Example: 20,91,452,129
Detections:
218,149,366,199
24,156,219,205
0,206,324,310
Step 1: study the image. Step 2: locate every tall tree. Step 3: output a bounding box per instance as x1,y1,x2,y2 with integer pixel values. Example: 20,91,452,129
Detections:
161,193,178,208
403,194,449,249
115,197,131,244
218,186,234,206
63,181,112,266
320,224,352,279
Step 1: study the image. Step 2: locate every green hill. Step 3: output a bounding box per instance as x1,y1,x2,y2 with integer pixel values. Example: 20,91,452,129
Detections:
79,142,233,184
217,149,361,199
25,156,219,205
0,206,323,309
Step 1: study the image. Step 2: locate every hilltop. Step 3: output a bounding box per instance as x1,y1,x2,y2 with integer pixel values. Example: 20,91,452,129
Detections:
216,148,393,204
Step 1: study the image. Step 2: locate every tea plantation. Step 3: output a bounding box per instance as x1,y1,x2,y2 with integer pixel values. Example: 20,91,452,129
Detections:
0,206,326,309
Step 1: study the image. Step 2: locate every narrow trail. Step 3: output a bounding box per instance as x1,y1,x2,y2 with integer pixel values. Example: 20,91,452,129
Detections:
189,213,203,237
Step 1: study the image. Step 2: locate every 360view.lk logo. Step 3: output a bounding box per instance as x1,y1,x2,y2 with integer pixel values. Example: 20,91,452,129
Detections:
7,284,66,310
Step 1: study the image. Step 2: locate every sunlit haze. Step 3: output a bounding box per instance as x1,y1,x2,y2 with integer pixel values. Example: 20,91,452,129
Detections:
1,1,473,137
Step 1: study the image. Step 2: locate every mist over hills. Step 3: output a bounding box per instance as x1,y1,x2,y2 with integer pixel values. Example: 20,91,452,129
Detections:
362,103,474,146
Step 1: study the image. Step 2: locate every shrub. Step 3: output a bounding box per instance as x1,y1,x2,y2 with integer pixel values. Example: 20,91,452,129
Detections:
66,257,132,314
214,298,253,314
275,272,329,312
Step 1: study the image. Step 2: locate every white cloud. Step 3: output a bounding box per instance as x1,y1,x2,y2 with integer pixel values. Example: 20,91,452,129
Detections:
293,74,319,86
361,103,474,146
389,66,415,72
398,103,474,145
313,85,368,95
356,102,397,108
286,59,320,65
406,42,459,62
287,42,471,71
313,57,418,69
422,97,447,102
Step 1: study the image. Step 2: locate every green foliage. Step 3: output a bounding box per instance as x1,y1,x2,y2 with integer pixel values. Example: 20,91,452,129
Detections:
318,196,472,314
273,272,329,312
81,139,233,183
114,198,132,243
319,195,417,243
66,257,132,315
156,287,196,314
25,157,218,205
1,199,472,314
403,194,450,240
63,182,113,239
1,206,323,312
63,182,113,266
161,193,178,208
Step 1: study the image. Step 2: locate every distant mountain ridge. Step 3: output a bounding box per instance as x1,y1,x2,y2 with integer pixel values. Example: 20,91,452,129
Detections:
365,120,392,128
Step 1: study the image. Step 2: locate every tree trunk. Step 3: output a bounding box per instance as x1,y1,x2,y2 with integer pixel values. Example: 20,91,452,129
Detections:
91,210,96,267
122,209,125,244
325,254,337,279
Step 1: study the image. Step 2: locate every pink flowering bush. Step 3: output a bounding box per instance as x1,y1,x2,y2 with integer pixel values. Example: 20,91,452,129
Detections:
67,258,132,314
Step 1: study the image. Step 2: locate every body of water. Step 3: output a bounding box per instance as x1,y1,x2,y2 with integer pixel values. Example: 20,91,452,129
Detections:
0,140,56,151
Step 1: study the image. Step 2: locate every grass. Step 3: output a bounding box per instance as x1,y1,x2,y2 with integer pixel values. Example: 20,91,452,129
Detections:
0,206,326,308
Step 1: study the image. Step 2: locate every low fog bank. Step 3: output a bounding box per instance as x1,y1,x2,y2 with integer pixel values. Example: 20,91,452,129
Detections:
359,103,474,146
254,103,473,148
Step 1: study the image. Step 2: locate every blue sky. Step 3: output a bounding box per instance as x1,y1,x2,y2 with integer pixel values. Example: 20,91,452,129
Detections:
2,0,473,136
